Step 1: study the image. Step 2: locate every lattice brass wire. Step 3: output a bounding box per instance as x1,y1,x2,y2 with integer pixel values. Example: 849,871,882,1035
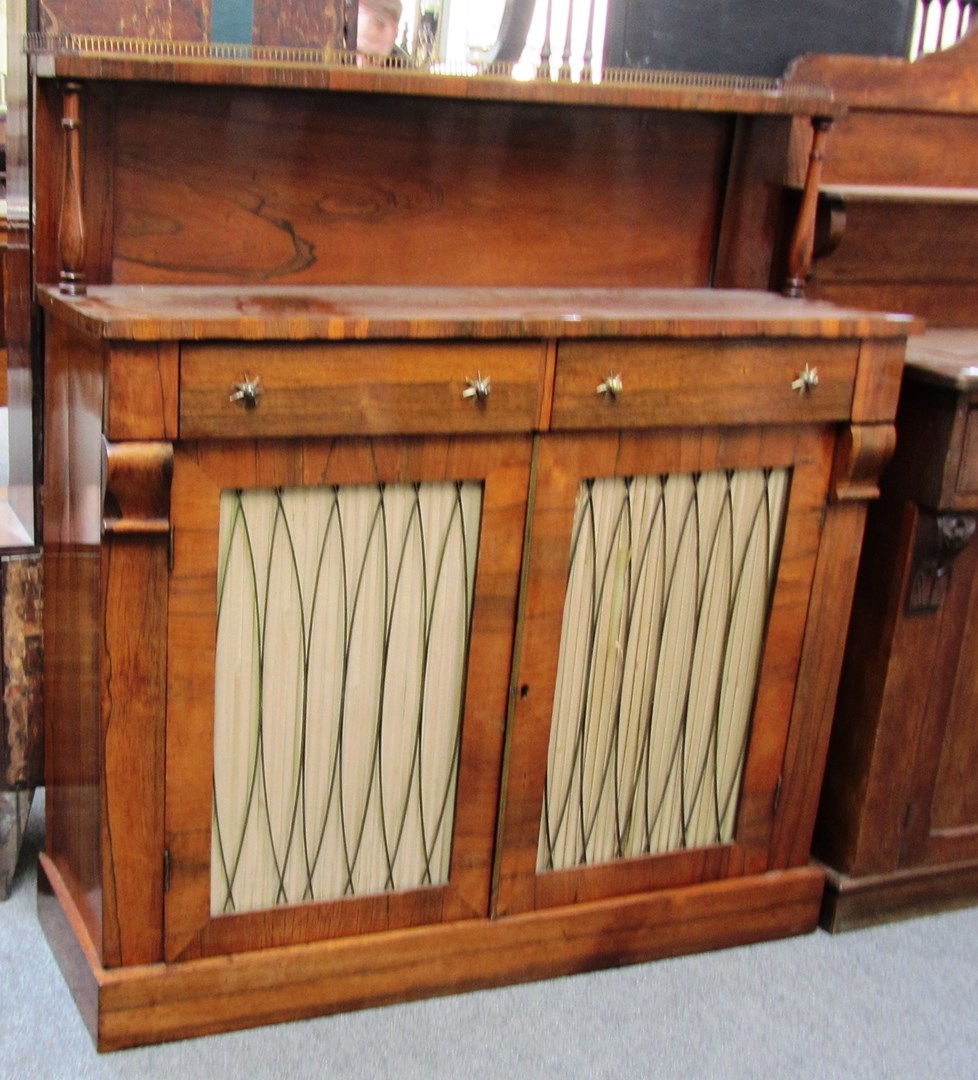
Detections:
539,467,789,872
211,481,482,915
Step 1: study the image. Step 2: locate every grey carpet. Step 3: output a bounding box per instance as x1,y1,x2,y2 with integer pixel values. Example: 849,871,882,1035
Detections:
2,791,977,1079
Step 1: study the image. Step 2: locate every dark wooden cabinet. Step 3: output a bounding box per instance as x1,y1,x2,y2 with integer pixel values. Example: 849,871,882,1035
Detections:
789,31,978,930
816,331,978,929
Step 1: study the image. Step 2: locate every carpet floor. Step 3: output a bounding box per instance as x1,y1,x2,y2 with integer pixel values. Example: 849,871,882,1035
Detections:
2,790,977,1078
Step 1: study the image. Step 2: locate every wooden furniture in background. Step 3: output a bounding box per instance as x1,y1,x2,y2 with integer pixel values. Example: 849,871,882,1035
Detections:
0,0,44,899
787,29,978,927
35,0,347,49
30,44,912,1048
817,333,978,929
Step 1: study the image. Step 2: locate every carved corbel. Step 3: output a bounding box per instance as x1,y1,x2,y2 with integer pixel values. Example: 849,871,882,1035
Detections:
102,441,174,537
907,511,978,614
831,424,897,503
58,81,86,296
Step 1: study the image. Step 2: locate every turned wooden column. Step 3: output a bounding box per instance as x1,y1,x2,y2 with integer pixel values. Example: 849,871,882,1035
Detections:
58,81,86,296
784,115,833,298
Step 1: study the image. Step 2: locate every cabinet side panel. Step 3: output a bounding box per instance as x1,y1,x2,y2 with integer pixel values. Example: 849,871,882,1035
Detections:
42,318,106,956
100,534,168,966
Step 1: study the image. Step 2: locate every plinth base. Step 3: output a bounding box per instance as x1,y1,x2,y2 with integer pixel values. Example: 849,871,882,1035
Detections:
39,852,824,1052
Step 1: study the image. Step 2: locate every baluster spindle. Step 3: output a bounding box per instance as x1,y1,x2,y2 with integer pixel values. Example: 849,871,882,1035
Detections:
538,0,554,78
915,0,935,56
935,0,953,47
581,0,598,82
958,0,977,41
559,2,574,80
58,81,86,296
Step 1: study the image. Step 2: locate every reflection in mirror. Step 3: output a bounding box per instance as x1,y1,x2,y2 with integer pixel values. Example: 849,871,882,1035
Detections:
385,0,610,80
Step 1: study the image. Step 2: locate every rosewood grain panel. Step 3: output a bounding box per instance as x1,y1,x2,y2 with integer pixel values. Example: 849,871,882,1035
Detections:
808,200,978,327
818,112,978,190
925,539,978,835
104,343,180,441
99,535,168,967
180,341,547,437
107,86,732,288
43,316,107,957
770,500,874,871
38,0,208,40
551,339,858,430
713,115,794,290
253,0,344,48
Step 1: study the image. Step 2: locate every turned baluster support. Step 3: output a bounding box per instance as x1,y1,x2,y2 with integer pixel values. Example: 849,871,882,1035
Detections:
783,115,834,299
537,0,554,78
580,0,598,82
558,4,574,80
58,81,86,296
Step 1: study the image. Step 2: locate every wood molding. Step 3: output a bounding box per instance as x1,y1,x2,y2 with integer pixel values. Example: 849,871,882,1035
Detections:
40,852,823,1051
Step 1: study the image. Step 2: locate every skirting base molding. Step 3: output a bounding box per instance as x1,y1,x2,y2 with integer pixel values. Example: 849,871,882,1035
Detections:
39,852,824,1052
818,859,978,933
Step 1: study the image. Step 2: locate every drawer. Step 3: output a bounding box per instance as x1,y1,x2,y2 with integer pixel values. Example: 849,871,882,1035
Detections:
180,341,548,438
550,339,858,430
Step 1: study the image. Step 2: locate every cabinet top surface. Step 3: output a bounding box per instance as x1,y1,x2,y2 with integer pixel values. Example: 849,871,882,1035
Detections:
38,285,916,344
28,37,840,118
905,329,978,390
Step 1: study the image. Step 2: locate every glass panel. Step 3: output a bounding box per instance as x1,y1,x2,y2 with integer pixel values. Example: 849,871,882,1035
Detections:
211,481,483,915
539,467,789,872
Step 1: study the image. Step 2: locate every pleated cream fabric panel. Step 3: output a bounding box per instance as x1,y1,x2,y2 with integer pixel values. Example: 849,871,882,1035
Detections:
211,482,483,915
539,467,789,872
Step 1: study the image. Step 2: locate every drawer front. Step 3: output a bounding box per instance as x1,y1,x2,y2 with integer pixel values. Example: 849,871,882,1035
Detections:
180,341,547,438
550,340,858,430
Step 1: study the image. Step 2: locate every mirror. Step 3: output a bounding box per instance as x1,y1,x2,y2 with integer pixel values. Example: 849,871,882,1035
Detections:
366,0,611,80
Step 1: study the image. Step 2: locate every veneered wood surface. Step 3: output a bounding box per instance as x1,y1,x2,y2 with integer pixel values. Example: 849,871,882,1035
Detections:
32,47,840,117
42,316,107,958
105,88,730,289
180,341,548,438
551,338,859,429
37,0,345,47
38,285,916,342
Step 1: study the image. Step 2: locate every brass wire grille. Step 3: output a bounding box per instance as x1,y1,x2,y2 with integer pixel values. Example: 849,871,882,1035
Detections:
211,481,483,915
539,467,789,872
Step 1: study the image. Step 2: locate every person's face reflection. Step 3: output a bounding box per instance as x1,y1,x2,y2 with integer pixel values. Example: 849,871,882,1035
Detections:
357,4,399,55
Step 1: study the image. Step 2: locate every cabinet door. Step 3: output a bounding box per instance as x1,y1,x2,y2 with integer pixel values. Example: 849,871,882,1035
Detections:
494,425,835,915
165,435,531,961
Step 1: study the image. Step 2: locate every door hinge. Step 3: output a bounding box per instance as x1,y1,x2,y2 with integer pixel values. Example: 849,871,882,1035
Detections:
163,848,171,894
772,774,783,814
168,526,175,572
